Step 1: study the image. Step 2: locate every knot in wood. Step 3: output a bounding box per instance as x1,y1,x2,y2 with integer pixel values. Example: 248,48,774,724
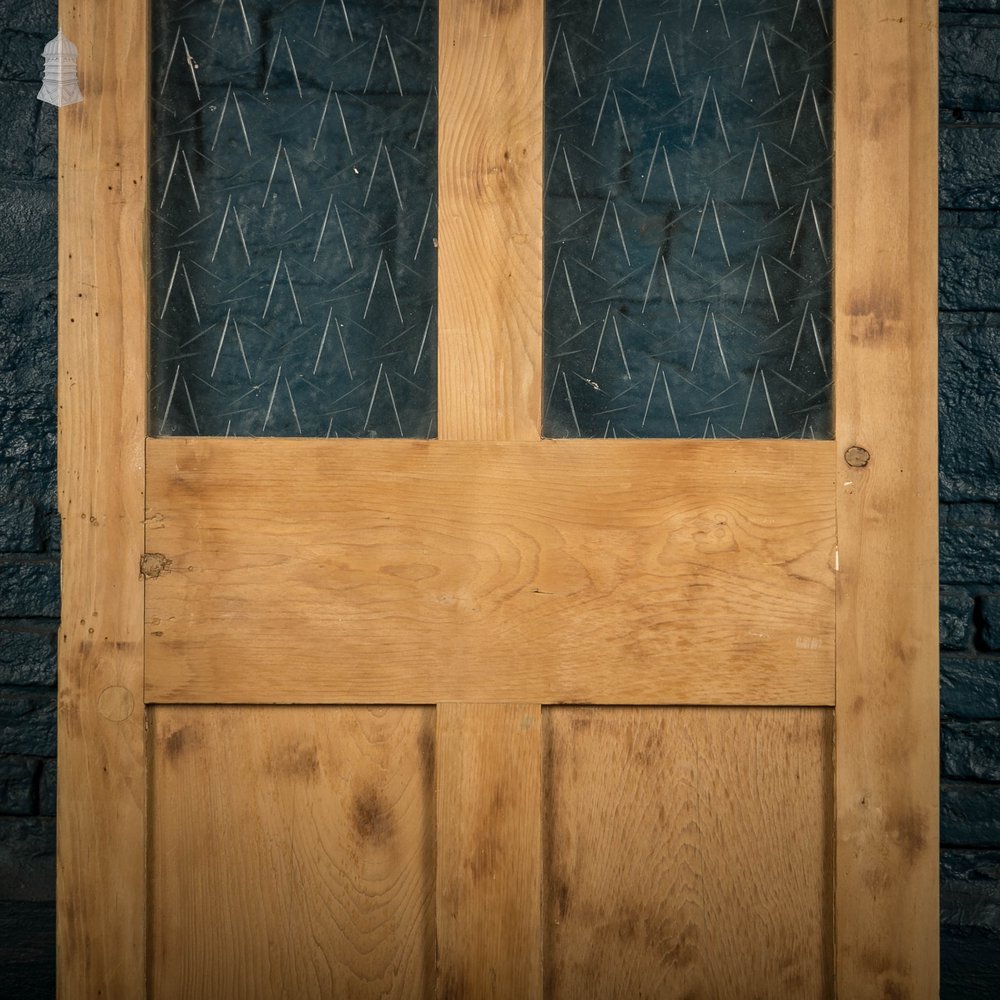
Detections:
140,552,171,579
844,446,871,468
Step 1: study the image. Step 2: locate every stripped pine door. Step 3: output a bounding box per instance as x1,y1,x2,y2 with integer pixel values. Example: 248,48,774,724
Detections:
57,1,938,998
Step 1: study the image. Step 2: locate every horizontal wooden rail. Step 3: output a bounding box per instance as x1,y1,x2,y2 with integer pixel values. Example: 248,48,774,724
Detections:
145,438,836,705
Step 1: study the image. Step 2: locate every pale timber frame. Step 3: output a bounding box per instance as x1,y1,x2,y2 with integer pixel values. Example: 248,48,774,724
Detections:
57,1,939,998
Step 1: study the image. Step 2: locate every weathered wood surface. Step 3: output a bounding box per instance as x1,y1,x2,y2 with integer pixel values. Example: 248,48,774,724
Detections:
437,0,544,441
56,1,148,996
149,706,435,999
544,707,834,998
145,438,836,705
834,1,940,997
436,704,543,999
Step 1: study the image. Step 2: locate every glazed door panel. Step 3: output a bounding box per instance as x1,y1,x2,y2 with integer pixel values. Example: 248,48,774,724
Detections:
57,1,938,998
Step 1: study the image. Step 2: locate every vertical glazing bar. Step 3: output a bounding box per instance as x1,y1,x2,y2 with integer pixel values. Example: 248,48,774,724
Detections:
437,0,544,441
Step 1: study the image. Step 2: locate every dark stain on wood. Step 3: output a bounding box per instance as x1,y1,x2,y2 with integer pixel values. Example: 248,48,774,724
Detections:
486,0,522,19
352,785,394,845
163,726,188,760
438,968,465,1000
270,742,320,780
417,723,435,791
891,637,919,668
551,877,570,922
468,824,501,883
862,865,891,894
882,979,911,1000
660,924,698,969
891,807,928,863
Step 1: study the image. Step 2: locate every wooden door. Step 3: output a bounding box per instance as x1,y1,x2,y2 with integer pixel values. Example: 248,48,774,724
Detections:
57,1,939,998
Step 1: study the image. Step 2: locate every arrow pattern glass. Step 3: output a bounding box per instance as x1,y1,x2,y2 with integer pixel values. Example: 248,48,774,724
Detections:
151,0,438,437
544,0,833,439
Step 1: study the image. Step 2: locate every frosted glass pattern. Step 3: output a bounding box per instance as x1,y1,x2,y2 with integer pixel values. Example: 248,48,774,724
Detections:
151,0,437,437
544,0,833,439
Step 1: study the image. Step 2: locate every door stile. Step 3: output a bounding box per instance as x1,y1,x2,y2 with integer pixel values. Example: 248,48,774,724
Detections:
833,1,939,996
56,1,150,997
436,0,545,995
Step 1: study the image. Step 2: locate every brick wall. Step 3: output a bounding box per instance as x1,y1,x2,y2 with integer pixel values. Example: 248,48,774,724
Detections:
939,3,1000,995
1,1,998,996
0,0,58,995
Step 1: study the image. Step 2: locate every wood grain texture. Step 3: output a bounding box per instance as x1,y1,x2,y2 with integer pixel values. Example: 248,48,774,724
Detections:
437,4,545,987
438,0,543,440
544,707,834,998
144,437,836,705
149,706,435,999
56,1,148,996
834,2,940,997
435,704,542,999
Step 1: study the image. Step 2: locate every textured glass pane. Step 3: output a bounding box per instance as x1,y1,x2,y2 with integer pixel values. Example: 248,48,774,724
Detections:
544,0,832,439
151,0,437,437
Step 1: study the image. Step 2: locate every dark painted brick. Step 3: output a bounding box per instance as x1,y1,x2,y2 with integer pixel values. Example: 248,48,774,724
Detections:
0,82,38,179
0,900,55,1000
941,503,1000,584
33,103,56,181
943,721,1000,781
981,595,1000,650
0,278,58,509
0,27,47,83
0,626,56,687
941,124,1000,210
43,511,58,553
942,850,1000,1000
0,407,57,514
943,655,1000,718
941,213,1000,312
0,756,37,815
0,816,54,901
0,82,54,182
0,693,55,757
943,781,1000,848
37,759,53,817
942,587,976,649
941,21,1000,113
0,185,56,282
0,494,40,551
941,526,1000,585
940,321,1000,501
0,1,51,36
0,560,59,618
0,281,57,384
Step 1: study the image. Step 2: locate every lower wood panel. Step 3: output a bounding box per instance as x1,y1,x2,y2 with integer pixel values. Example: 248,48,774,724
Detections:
148,706,435,999
544,707,834,999
148,705,832,998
